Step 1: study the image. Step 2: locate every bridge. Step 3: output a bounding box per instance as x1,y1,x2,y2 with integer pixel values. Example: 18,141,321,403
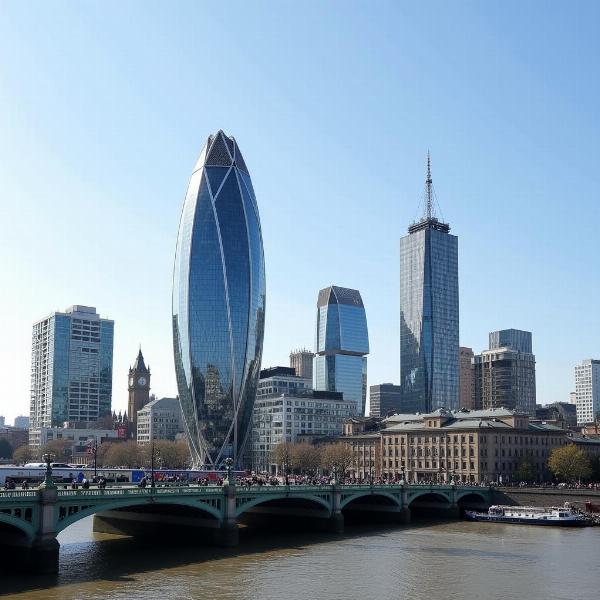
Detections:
0,468,491,574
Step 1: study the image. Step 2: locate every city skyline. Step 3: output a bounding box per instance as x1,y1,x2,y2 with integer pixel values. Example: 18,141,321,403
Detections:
1,3,599,422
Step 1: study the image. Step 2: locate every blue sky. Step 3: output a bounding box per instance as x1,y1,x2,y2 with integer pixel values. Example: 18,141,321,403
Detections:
0,1,598,422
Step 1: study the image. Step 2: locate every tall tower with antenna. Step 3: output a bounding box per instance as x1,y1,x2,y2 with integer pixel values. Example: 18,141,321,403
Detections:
399,154,459,413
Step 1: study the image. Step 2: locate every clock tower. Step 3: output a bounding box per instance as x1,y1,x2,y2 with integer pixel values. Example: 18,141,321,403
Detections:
128,348,151,438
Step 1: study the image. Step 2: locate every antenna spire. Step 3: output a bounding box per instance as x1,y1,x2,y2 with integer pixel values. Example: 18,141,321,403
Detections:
425,151,433,220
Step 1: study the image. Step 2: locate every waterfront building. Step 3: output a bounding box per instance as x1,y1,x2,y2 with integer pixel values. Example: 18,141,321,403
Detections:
251,389,355,473
569,391,577,405
14,416,30,429
137,397,184,444
575,359,600,425
313,286,369,415
341,408,580,483
172,130,266,468
369,384,407,417
473,330,536,415
29,306,114,442
127,349,151,437
289,348,314,380
459,347,475,409
399,156,459,413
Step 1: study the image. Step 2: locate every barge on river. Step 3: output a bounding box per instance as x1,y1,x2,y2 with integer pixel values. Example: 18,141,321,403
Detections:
465,505,589,527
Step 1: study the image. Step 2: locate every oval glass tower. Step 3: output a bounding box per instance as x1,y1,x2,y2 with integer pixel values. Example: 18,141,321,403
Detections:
172,130,266,467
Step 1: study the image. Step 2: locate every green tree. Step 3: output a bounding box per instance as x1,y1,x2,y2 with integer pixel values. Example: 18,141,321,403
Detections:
103,440,142,468
548,444,592,481
41,439,72,461
0,439,13,459
514,457,536,482
271,441,296,476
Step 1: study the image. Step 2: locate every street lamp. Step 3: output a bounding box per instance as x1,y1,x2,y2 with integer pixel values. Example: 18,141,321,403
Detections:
150,441,156,488
41,453,56,489
224,457,234,485
400,466,406,484
88,438,98,479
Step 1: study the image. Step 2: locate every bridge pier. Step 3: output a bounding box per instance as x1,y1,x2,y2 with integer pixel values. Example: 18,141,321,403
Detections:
30,536,60,574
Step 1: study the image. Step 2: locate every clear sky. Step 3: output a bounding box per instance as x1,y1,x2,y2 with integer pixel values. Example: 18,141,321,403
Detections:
0,1,598,423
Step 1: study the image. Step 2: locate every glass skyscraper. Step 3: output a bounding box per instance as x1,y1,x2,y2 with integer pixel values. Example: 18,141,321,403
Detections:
313,286,369,415
172,130,266,468
30,305,114,431
400,157,459,412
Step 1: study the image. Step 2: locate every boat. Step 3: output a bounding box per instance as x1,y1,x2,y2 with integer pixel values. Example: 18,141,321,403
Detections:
465,504,590,527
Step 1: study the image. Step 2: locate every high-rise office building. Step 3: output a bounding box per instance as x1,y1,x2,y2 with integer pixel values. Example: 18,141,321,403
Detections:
30,305,114,435
473,330,536,415
172,130,266,468
313,286,369,415
459,347,475,409
369,383,408,417
399,156,459,412
14,416,30,429
289,348,314,380
575,359,600,425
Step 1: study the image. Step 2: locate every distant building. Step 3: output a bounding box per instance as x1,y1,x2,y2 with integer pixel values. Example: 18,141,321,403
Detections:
313,286,369,415
258,366,312,399
289,348,314,380
137,397,183,444
369,384,408,417
400,156,459,413
0,426,28,453
128,349,151,437
250,389,355,473
473,329,536,415
29,306,114,442
569,391,577,405
28,425,119,451
459,347,475,409
0,417,5,427
14,416,30,429
489,329,532,353
534,402,577,429
575,359,600,425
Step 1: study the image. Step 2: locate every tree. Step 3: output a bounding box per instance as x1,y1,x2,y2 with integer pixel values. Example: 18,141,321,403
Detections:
321,443,354,478
271,442,295,476
0,439,13,459
103,441,142,468
12,444,33,465
548,444,592,481
41,439,72,461
139,440,192,469
514,457,536,482
292,443,321,475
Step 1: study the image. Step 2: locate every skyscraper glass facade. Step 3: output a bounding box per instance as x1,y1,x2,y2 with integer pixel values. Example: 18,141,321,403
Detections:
172,130,266,468
313,286,369,415
30,306,114,430
400,221,459,412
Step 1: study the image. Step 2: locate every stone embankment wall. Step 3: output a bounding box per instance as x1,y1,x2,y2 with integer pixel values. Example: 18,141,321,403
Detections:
492,487,600,510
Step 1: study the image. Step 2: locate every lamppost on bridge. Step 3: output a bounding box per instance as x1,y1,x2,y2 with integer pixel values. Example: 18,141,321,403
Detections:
400,466,406,484
40,453,56,489
150,441,158,489
87,438,98,479
450,470,456,486
224,457,234,485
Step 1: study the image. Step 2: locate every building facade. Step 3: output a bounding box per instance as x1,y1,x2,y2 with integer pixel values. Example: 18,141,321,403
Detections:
534,402,577,429
172,130,266,468
369,384,404,418
30,306,114,439
473,330,536,415
289,348,314,380
400,157,459,413
128,349,151,437
342,408,577,484
14,416,30,429
575,359,600,425
459,347,475,409
251,390,355,473
257,367,312,399
313,286,369,415
28,425,119,450
137,397,183,444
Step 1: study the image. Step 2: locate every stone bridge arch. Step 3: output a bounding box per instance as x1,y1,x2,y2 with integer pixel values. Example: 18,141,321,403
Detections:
235,492,332,518
0,511,36,543
339,490,402,511
55,496,224,535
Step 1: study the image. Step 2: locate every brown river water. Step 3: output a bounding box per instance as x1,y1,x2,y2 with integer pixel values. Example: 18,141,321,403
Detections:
2,517,598,600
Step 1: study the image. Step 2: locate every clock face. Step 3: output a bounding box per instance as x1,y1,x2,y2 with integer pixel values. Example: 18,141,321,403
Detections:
138,376,147,386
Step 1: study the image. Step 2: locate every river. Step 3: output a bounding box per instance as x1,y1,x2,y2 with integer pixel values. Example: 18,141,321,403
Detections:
2,517,598,600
